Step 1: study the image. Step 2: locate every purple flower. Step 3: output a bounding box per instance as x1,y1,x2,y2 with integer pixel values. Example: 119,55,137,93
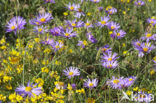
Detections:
6,16,26,34
100,45,112,53
30,12,53,25
139,42,155,53
66,19,84,28
101,52,119,62
66,3,78,11
15,82,42,97
44,0,55,3
41,38,54,45
90,0,100,3
107,21,120,31
98,7,104,12
84,79,98,89
63,67,80,79
141,32,156,41
113,30,126,39
97,16,110,27
132,40,142,51
52,41,64,52
71,84,76,89
102,61,118,69
49,26,64,36
123,76,136,87
62,28,77,38
33,26,48,34
77,40,88,48
134,0,145,6
147,17,156,26
86,32,97,43
85,20,93,29
105,6,117,15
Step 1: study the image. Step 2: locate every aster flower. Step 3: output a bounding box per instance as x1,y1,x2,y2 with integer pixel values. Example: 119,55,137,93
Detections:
113,30,126,39
52,41,64,52
33,26,48,34
44,0,55,3
141,32,156,41
66,19,84,28
90,0,100,3
132,40,142,51
134,0,145,6
102,61,118,69
30,12,53,25
85,20,93,29
101,52,119,62
15,82,42,97
100,45,112,53
49,26,64,36
77,40,88,48
63,67,80,79
98,7,104,12
107,21,120,31
147,17,156,26
139,42,155,54
66,3,78,11
123,76,136,87
97,16,110,27
41,38,54,45
86,32,97,43
84,79,98,89
6,16,26,34
55,81,66,89
105,6,117,15
62,28,77,38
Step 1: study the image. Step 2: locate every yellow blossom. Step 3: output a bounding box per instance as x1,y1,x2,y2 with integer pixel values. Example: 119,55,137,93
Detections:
41,67,49,73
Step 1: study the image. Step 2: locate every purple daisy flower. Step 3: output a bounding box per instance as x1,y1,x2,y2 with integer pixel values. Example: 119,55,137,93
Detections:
33,26,48,34
102,60,118,69
44,0,55,3
77,40,88,48
41,38,54,46
123,76,136,87
63,67,80,79
132,40,142,51
105,6,117,15
86,32,97,43
141,32,156,41
97,16,110,27
101,52,119,62
134,0,145,6
98,7,104,12
113,30,126,39
139,42,155,53
66,3,78,11
49,26,64,36
85,20,93,29
90,0,100,3
63,28,77,38
100,45,112,53
147,17,156,26
66,19,84,28
15,82,42,97
6,16,26,34
84,78,98,89
30,12,53,25
107,21,120,31
52,41,64,52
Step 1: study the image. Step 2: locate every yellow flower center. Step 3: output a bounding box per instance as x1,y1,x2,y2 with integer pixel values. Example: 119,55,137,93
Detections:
85,23,90,26
11,26,15,30
153,57,156,61
146,33,152,38
70,6,74,10
108,58,112,61
109,64,112,68
89,83,93,87
71,23,76,27
94,0,97,2
65,33,70,37
69,72,73,76
83,41,88,46
116,33,120,36
25,86,32,92
143,48,148,52
150,21,154,24
38,28,42,32
36,22,39,25
129,78,133,81
101,21,106,25
55,45,59,49
102,48,107,52
40,18,46,22
136,42,141,46
111,26,115,30
113,79,119,84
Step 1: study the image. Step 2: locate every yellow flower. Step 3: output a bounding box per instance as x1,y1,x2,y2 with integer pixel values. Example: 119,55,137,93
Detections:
148,0,152,2
0,46,7,50
44,48,51,54
41,67,49,73
87,12,91,16
126,90,132,96
6,85,12,90
16,95,23,102
9,93,17,102
150,70,155,75
63,12,68,16
0,94,6,101
55,60,61,65
3,76,12,83
42,60,49,65
68,49,73,53
0,37,6,44
34,38,40,43
83,40,88,46
123,11,126,15
86,98,95,103
133,87,139,91
35,78,44,86
9,56,20,64
67,84,72,90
